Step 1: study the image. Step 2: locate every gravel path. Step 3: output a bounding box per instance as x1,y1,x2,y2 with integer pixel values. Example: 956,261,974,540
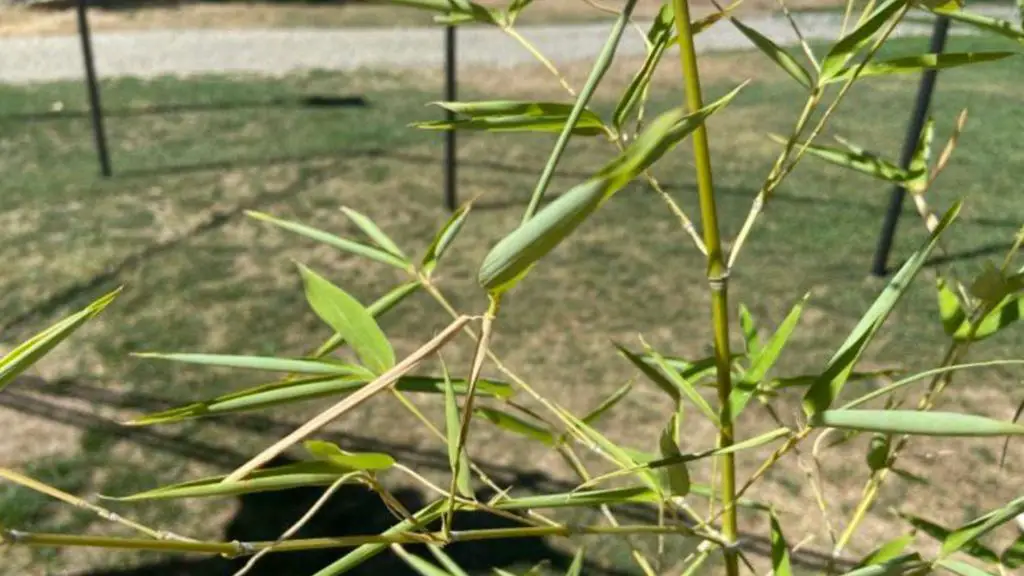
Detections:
0,6,1016,83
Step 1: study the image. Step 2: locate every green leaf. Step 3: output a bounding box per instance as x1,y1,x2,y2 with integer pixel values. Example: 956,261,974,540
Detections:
477,83,745,293
0,288,120,393
930,6,1024,45
907,117,934,194
422,203,472,274
565,548,585,576
615,343,680,404
582,381,633,425
128,375,513,425
643,343,719,424
840,553,925,576
340,206,407,260
558,407,661,494
738,303,764,358
298,264,395,375
427,545,470,576
820,0,908,81
803,201,960,415
658,414,691,497
957,295,1023,342
315,281,422,358
103,462,355,500
493,484,768,512
937,277,968,336
442,361,473,498
772,134,916,182
937,560,997,576
732,294,808,417
1001,534,1024,569
476,407,556,446
770,511,794,576
855,533,915,568
810,409,1024,437
387,0,500,24
731,17,813,88
395,549,453,576
132,353,372,377
304,440,395,471
613,3,675,129
246,210,410,270
826,52,1017,83
415,102,605,135
942,495,1024,559
970,261,1015,304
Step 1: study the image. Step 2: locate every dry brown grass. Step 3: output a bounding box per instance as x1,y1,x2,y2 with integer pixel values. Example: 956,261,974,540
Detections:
0,0,845,37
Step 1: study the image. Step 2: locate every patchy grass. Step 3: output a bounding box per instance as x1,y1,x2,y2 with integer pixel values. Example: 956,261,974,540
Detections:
1,34,1023,575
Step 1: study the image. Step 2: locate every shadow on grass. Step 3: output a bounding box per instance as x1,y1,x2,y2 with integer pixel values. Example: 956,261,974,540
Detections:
3,376,856,574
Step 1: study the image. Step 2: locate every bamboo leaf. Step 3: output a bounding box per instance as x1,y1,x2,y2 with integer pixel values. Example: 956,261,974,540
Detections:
558,407,661,493
840,553,925,576
738,303,764,358
395,549,453,576
415,102,605,135
442,361,473,498
427,545,471,576
942,496,1024,559
340,206,408,260
582,381,633,426
937,277,968,336
803,201,960,415
103,462,357,500
493,484,768,511
246,211,410,270
315,281,422,358
658,413,691,497
957,295,1023,342
820,0,908,81
731,17,813,88
304,440,395,471
826,52,1017,83
732,294,808,417
477,83,746,293
643,343,719,425
855,534,915,568
810,409,1024,437
615,343,680,404
422,203,472,274
937,559,997,576
131,353,372,377
770,511,794,576
771,134,916,182
907,117,933,194
930,6,1024,45
565,548,585,576
476,407,556,446
613,3,675,129
1001,535,1024,569
128,375,513,425
0,288,120,393
298,264,395,374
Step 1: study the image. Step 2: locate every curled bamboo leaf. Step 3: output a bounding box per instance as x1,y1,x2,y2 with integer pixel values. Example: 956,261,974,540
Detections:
246,210,410,270
930,6,1024,45
476,407,556,446
422,203,472,274
803,201,960,415
304,440,395,471
442,360,473,498
340,206,407,260
810,409,1024,437
613,3,675,129
738,303,764,358
937,277,968,336
477,83,745,293
0,288,120,393
771,133,917,182
958,294,1023,342
103,462,356,501
825,52,1017,83
315,281,422,358
658,414,690,497
731,17,813,88
127,375,513,425
820,0,908,81
415,102,605,135
298,264,395,375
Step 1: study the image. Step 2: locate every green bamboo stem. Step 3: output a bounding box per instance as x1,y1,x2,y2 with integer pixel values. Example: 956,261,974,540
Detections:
521,0,639,223
670,1,740,574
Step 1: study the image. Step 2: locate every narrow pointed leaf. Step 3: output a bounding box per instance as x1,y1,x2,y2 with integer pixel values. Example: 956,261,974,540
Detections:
443,362,473,498
840,553,925,576
493,485,768,511
937,278,968,336
315,281,422,358
422,203,472,274
477,84,746,293
957,295,1023,342
732,294,808,417
304,440,395,471
428,545,470,576
942,496,1024,559
583,381,633,425
0,288,120,393
658,414,691,497
641,427,791,471
559,408,661,493
930,7,1024,45
731,18,813,88
246,211,409,270
937,560,997,576
298,264,395,374
128,375,513,425
826,52,1017,83
770,512,794,576
810,409,1024,437
395,547,453,576
739,303,764,358
803,201,960,415
820,0,908,81
616,343,680,404
416,102,605,135
476,407,556,446
340,206,407,260
613,3,675,128
132,353,371,377
103,462,356,500
855,534,915,568
772,134,915,182
645,344,719,424
565,548,585,576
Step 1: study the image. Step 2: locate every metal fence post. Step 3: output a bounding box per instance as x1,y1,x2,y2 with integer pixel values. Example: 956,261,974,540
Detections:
443,25,458,211
77,0,112,177
870,15,950,276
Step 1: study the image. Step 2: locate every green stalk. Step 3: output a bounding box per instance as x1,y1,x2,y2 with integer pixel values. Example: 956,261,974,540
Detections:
671,1,740,574
521,0,638,223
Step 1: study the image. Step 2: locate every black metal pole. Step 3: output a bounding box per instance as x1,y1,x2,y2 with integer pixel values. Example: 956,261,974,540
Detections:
870,15,950,276
77,0,112,178
443,25,457,211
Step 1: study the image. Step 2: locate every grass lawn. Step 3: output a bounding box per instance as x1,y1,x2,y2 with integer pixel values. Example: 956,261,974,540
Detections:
0,30,1023,575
